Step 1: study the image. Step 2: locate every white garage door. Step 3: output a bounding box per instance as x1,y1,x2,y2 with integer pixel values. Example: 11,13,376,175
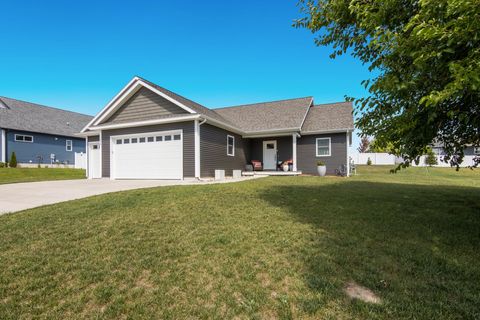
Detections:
111,130,183,179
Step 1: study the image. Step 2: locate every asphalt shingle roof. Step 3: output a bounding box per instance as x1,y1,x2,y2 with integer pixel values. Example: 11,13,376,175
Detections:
301,102,354,133
214,97,313,132
0,96,93,137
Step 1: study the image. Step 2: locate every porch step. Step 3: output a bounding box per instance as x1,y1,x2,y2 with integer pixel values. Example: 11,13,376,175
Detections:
242,171,302,176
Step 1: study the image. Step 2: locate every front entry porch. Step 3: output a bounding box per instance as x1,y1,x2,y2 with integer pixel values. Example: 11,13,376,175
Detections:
244,133,300,173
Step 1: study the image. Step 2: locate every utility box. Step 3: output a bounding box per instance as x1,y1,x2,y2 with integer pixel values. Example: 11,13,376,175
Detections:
233,170,242,179
215,170,225,181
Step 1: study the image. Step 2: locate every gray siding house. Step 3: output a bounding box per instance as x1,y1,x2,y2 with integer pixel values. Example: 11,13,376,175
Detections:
0,97,92,166
81,77,354,179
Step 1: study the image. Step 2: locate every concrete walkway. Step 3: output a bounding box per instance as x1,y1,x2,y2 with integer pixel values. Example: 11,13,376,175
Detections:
0,177,260,215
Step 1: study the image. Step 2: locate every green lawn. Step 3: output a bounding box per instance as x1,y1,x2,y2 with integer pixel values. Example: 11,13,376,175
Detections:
0,166,479,319
0,168,86,184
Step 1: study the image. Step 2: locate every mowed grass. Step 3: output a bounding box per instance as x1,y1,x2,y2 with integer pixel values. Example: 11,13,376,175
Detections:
0,168,86,184
0,166,479,319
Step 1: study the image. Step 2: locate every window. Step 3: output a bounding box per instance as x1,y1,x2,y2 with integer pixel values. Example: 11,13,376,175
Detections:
266,143,275,149
475,147,480,155
156,136,163,142
165,135,172,141
227,135,235,156
66,140,73,151
316,138,331,157
124,138,130,144
14,134,33,143
116,139,123,144
147,137,154,142
92,145,99,150
139,137,146,143
173,134,181,141
131,138,138,143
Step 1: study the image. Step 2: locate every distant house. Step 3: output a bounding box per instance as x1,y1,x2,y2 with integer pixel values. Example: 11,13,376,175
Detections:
0,97,93,167
80,76,354,179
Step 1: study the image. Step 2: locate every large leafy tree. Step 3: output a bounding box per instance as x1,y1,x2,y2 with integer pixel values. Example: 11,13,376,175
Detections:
295,0,480,168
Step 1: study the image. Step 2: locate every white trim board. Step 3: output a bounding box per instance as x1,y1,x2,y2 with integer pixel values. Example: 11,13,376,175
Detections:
89,115,200,131
83,77,198,133
1,129,5,163
316,137,331,157
194,120,200,178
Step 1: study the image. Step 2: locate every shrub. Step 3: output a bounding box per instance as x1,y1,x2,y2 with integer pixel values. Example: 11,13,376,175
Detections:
9,152,17,168
367,157,372,165
317,161,326,166
425,148,438,166
0,162,5,168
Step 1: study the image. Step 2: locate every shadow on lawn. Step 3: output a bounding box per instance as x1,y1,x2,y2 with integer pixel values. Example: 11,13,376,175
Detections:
259,180,480,318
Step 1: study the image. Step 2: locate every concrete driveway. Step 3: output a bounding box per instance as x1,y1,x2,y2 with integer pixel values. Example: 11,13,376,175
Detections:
0,177,258,215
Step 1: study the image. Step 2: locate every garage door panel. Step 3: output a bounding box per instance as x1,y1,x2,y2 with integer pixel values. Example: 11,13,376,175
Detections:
112,131,183,179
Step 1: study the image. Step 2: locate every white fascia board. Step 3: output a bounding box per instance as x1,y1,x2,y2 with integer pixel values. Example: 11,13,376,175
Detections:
75,131,102,138
201,116,244,135
93,80,197,126
139,81,197,114
299,97,314,131
242,132,299,138
83,77,199,133
301,128,353,135
81,76,140,133
89,115,200,131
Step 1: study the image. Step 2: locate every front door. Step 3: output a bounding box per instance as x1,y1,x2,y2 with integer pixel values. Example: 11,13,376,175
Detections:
88,143,101,179
263,140,277,170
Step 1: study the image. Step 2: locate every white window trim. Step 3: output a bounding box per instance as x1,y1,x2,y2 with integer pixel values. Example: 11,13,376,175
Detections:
316,137,331,157
227,135,235,157
66,140,73,152
14,134,34,143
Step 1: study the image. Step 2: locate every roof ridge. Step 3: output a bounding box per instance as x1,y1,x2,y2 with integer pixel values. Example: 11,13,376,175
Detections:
0,95,93,117
313,101,351,107
214,96,314,110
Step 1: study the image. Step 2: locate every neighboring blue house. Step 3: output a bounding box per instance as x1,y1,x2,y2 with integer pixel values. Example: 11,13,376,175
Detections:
0,96,92,166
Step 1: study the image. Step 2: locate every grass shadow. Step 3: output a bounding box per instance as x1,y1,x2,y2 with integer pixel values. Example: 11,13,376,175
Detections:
258,180,480,319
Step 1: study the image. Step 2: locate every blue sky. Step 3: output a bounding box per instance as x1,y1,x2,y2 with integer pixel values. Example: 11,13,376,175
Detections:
0,0,370,149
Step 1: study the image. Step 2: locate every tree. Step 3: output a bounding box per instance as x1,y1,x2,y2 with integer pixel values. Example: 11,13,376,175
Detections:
9,152,17,168
425,148,438,166
357,136,370,153
370,140,395,154
295,0,480,169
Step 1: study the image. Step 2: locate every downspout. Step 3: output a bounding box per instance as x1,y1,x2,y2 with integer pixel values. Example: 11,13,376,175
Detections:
346,130,350,177
194,118,207,180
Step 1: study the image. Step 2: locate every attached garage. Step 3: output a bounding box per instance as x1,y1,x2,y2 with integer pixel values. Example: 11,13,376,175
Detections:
110,130,183,179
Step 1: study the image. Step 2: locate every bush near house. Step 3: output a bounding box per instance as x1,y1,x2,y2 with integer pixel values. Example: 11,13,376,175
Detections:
367,157,372,165
425,148,438,166
0,162,6,168
9,152,17,168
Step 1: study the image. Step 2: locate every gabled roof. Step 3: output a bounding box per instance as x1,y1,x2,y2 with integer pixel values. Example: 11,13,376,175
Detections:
0,96,93,137
301,102,354,133
83,76,354,135
214,97,313,133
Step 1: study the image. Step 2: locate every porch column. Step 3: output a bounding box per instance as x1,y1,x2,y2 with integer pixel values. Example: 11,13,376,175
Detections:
292,133,297,172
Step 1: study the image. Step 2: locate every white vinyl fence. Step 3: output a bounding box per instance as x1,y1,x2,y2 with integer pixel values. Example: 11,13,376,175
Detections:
74,152,87,169
353,153,397,165
353,153,477,167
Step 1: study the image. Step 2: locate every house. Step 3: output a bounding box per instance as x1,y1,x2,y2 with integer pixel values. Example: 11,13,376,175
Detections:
80,76,354,179
0,96,93,167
